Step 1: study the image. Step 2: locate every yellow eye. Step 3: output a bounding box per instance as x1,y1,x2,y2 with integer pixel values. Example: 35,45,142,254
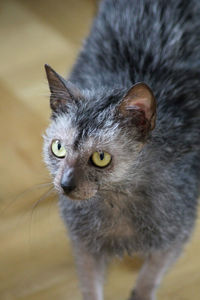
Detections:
91,151,112,168
51,140,66,158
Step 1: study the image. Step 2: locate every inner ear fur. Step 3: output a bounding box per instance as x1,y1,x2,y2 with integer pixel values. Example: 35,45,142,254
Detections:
45,64,82,113
119,82,157,131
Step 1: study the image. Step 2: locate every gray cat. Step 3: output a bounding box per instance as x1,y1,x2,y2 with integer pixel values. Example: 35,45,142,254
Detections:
43,0,200,299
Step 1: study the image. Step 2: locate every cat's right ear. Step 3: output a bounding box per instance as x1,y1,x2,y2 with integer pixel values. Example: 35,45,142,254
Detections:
45,64,82,113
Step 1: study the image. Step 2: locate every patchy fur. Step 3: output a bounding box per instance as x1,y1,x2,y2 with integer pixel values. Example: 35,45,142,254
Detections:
43,0,200,299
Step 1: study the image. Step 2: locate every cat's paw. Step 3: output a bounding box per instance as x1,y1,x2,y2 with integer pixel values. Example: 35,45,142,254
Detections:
128,290,142,300
128,290,155,300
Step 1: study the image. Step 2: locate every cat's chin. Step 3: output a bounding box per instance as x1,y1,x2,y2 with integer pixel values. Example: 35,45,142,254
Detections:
65,194,86,201
62,190,97,201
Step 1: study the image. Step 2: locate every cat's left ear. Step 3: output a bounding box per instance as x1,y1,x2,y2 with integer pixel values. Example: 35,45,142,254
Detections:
45,64,82,113
118,82,156,132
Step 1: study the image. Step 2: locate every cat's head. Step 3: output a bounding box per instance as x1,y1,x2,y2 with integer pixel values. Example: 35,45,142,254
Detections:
43,65,156,200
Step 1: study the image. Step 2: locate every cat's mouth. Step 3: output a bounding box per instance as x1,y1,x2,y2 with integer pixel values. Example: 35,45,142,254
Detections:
63,187,127,201
63,192,86,201
61,188,98,201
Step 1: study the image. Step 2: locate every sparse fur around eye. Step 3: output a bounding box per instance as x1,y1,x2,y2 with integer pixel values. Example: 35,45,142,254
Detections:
43,1,200,299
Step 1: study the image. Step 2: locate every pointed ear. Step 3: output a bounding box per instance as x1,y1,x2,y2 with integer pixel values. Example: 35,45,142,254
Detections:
119,82,156,132
44,64,82,113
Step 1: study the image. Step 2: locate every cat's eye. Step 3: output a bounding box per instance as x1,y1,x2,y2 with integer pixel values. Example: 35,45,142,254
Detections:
91,151,112,168
51,140,66,158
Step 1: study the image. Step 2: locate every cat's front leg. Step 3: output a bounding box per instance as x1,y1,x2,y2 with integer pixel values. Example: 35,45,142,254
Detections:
128,244,183,300
72,240,107,300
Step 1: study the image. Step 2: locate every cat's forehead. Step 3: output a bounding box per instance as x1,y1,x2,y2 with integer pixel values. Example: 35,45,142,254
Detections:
46,111,120,149
46,114,76,142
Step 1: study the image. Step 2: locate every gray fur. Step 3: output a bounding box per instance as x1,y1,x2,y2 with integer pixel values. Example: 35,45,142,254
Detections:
43,0,200,299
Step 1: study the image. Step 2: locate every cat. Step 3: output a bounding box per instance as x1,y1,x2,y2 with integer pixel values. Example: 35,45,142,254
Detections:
43,0,200,299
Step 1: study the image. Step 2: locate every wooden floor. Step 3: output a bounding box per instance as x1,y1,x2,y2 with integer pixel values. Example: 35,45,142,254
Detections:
0,0,200,299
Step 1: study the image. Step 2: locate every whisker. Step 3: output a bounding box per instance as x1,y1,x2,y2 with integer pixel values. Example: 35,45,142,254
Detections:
31,186,55,211
0,182,53,217
28,186,56,253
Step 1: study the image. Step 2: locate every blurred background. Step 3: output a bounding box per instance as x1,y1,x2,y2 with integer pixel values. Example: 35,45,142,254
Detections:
0,0,200,299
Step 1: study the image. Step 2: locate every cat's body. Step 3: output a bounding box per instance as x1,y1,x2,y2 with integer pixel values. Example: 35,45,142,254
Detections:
44,0,200,299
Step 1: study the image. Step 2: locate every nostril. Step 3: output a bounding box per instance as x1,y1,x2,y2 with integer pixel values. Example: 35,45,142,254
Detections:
61,169,76,193
61,182,76,193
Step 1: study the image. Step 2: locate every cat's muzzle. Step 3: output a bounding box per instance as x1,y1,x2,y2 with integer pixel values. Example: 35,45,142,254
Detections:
60,168,76,194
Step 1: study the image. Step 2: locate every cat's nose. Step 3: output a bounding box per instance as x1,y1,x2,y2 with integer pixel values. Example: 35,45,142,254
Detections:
60,168,76,193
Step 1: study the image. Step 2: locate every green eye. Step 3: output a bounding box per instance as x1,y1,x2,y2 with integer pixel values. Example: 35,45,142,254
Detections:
51,140,66,158
91,151,112,168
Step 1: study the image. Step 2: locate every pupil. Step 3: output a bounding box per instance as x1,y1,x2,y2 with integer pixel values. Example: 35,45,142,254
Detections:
57,143,61,150
99,152,104,160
